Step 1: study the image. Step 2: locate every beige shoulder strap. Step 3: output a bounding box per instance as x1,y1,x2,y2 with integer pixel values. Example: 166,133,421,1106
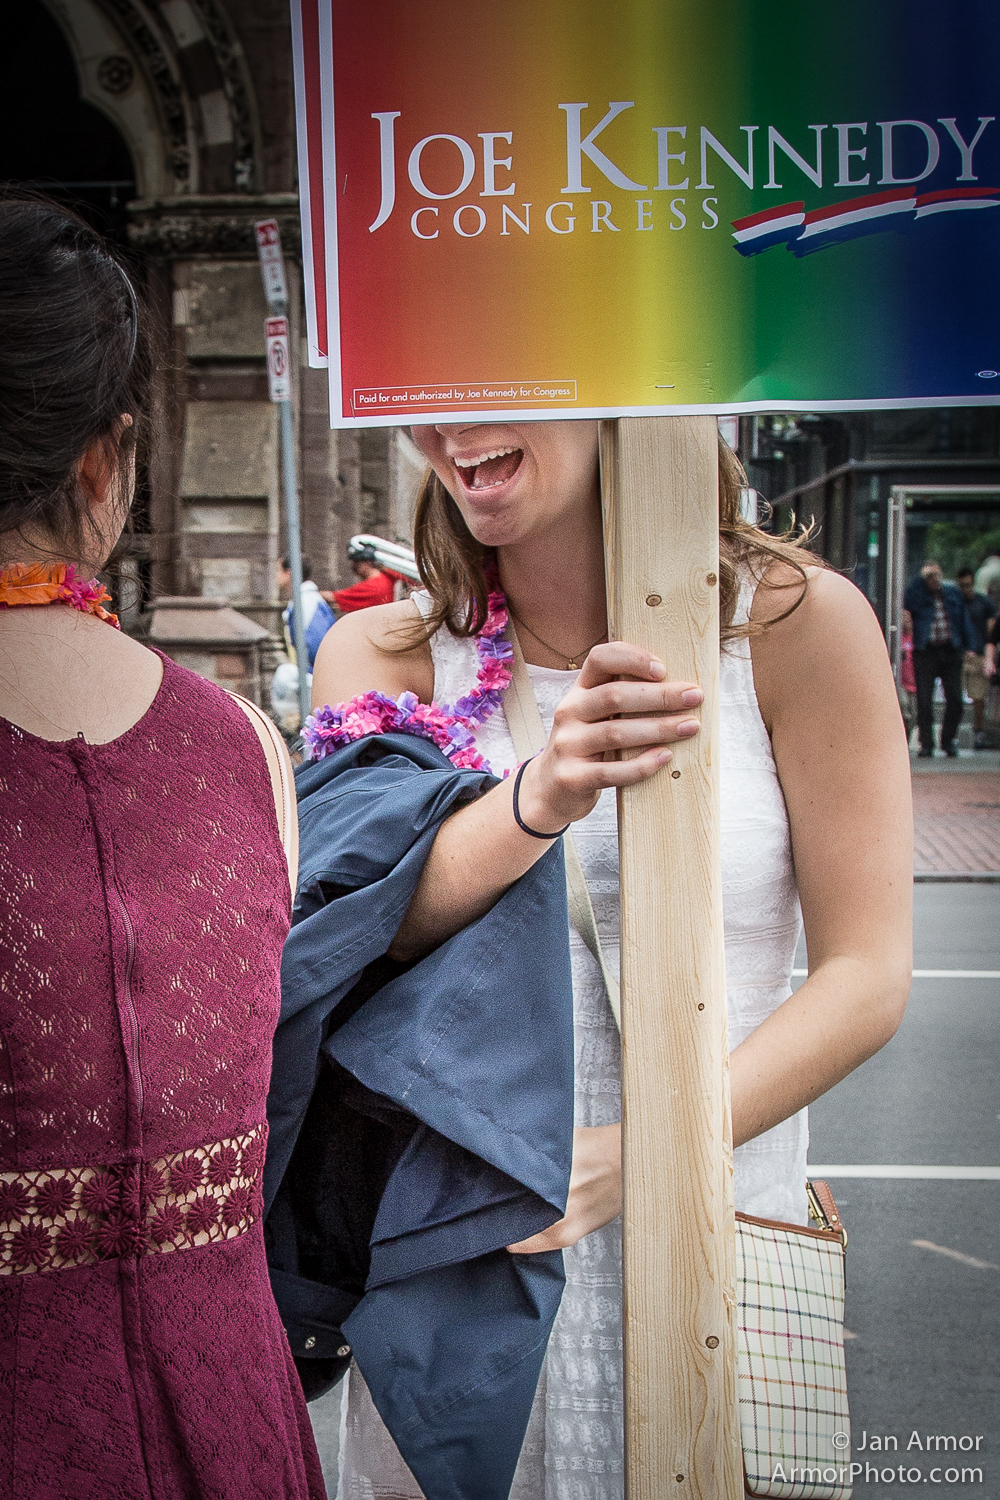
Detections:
505,624,621,1029
227,691,298,891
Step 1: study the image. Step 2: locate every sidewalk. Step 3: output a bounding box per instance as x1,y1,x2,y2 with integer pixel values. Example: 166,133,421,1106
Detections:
911,747,1000,876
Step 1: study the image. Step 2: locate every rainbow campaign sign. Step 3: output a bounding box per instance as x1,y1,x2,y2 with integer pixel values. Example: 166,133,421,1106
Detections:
292,0,1000,427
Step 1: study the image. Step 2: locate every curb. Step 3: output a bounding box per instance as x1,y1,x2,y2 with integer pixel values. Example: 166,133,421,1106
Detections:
914,871,1000,883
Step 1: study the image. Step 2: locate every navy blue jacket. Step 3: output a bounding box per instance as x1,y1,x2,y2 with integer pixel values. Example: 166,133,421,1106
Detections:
903,577,976,652
265,734,575,1500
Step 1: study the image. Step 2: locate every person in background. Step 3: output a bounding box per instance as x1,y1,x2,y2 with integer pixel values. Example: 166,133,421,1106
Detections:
984,612,1000,746
987,612,1000,678
975,552,1000,610
899,607,917,747
0,195,322,1497
325,539,404,614
903,559,977,757
279,552,336,672
956,566,997,750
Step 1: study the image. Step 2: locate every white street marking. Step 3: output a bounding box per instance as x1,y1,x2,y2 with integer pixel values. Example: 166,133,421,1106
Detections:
810,1165,1000,1179
792,969,1000,978
911,1239,999,1271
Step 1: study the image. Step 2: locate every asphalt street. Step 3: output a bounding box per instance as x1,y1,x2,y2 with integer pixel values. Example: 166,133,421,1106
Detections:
803,883,1000,1498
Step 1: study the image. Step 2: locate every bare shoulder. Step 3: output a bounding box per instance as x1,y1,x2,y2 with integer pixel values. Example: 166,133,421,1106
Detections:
748,559,869,630
312,597,434,708
322,599,418,654
749,563,892,732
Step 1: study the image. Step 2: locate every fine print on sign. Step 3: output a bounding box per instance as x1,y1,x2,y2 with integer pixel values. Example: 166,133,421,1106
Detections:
353,380,577,414
294,0,1000,426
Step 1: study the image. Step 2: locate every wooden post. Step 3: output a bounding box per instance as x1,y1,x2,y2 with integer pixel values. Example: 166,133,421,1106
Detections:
600,417,741,1500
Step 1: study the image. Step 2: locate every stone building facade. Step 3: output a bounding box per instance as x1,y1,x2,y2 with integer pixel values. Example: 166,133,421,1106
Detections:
10,0,422,637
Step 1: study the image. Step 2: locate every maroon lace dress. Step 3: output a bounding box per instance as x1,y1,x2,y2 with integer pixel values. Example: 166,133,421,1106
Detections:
0,652,325,1499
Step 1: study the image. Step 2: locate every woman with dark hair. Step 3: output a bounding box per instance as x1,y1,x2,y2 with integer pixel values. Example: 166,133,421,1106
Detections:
0,197,324,1498
310,419,913,1499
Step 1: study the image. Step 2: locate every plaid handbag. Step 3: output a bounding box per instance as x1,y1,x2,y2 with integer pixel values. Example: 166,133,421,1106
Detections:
737,1182,852,1500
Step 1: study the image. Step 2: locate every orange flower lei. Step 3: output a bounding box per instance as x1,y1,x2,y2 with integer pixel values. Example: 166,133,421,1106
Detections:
0,563,119,627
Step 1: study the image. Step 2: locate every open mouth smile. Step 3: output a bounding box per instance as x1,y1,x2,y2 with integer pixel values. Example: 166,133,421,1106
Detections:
452,446,524,491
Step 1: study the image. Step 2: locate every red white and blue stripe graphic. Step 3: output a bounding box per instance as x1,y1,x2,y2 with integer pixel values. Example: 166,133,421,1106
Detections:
733,186,1000,256
732,202,805,251
798,187,916,244
914,186,1000,218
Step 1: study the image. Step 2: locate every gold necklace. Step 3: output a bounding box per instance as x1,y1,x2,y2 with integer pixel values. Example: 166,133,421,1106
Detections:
509,609,606,671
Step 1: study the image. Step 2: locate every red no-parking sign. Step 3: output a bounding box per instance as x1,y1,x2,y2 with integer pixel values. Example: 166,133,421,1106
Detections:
265,316,291,403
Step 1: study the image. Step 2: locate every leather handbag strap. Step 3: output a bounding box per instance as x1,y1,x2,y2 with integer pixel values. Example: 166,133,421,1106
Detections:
505,623,621,1029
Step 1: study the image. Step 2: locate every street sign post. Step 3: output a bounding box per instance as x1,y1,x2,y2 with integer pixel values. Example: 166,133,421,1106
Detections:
255,218,310,732
292,2,1000,1492
265,316,292,403
255,216,289,311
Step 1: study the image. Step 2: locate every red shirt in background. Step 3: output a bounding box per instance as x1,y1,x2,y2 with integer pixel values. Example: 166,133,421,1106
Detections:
330,569,402,614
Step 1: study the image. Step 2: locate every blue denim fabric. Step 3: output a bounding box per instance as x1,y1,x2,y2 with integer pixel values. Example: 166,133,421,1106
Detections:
265,734,575,1500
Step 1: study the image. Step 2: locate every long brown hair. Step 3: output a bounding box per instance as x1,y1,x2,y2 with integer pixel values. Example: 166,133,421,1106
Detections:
405,434,821,648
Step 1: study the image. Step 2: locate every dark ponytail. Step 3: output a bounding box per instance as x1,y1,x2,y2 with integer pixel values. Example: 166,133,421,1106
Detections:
0,192,150,563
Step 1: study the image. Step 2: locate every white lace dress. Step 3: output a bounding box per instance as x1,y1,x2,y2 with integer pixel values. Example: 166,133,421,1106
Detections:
337,578,807,1500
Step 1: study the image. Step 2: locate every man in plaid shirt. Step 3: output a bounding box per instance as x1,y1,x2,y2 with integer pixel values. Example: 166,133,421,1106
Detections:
903,560,977,757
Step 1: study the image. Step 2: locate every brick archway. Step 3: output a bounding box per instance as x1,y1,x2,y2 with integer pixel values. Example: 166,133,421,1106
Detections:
41,0,262,195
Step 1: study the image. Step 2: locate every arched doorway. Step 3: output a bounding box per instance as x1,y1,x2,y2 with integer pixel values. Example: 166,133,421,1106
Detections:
1,2,137,241
0,1,152,619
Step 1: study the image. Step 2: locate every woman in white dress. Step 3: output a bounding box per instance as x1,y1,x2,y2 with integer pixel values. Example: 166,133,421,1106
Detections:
313,420,912,1500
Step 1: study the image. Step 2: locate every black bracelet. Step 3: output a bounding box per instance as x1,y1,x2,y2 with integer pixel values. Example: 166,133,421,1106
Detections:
512,756,571,840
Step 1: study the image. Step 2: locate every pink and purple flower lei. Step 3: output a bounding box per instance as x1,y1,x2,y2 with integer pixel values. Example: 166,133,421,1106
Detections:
60,568,120,624
303,574,512,773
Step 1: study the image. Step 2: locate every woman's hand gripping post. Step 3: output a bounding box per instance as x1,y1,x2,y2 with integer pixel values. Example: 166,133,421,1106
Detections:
514,642,703,832
389,642,702,960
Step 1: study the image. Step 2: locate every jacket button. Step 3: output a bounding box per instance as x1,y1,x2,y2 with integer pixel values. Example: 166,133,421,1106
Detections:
337,1344,351,1357
304,1336,316,1349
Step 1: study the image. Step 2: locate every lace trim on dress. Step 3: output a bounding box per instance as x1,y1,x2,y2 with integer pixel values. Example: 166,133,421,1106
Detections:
0,1122,265,1275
